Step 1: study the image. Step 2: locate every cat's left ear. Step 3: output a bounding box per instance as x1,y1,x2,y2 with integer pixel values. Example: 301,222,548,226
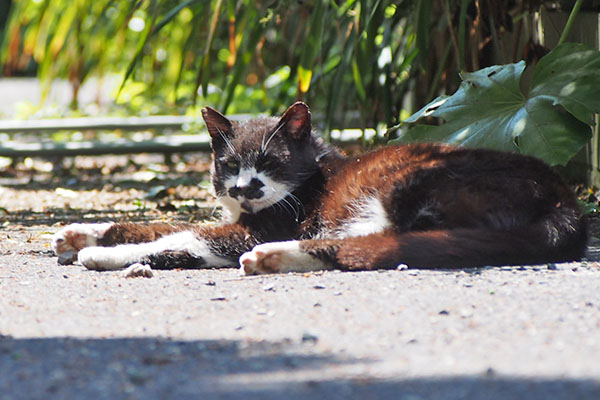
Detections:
277,102,311,140
202,106,234,143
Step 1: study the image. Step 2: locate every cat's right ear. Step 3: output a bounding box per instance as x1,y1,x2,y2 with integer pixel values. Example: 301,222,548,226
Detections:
202,107,234,148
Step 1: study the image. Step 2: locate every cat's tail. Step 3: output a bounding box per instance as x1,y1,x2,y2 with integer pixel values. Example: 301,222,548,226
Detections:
300,208,588,270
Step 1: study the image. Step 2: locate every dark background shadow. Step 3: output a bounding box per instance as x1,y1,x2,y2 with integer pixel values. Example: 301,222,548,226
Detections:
0,337,598,400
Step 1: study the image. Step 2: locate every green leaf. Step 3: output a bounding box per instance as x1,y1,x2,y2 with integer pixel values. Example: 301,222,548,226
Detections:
118,0,202,100
116,0,158,100
297,0,327,94
220,7,267,113
392,43,599,166
414,0,432,68
530,42,600,125
352,59,366,102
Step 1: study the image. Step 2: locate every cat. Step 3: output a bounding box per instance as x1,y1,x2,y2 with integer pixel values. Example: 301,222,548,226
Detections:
52,102,588,275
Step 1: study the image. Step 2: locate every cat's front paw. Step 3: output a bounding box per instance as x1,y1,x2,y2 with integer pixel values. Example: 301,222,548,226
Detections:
78,246,128,271
239,241,326,275
52,223,114,265
239,243,285,275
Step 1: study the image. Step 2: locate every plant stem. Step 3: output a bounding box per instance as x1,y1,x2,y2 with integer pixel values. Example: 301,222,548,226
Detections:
557,0,584,46
444,0,463,71
457,0,468,67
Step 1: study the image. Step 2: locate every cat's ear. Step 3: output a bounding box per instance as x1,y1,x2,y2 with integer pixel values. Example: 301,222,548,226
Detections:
202,107,234,146
277,102,311,140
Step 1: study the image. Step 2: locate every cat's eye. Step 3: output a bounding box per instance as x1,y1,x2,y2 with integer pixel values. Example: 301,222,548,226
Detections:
224,160,239,170
258,156,276,169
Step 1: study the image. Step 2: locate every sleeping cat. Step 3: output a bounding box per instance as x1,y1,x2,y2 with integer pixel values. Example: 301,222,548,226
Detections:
52,102,588,275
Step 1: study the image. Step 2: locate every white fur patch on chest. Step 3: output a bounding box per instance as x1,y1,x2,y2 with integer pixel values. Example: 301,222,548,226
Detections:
335,195,391,239
217,196,242,223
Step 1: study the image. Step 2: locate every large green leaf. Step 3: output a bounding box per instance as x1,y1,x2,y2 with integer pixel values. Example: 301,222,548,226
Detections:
391,43,600,166
530,43,600,125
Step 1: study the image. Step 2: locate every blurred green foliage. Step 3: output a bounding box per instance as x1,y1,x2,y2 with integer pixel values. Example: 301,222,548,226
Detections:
0,0,596,164
0,1,554,131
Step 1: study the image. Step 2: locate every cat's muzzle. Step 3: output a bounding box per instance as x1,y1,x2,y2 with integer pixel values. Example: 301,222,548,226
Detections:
228,178,265,200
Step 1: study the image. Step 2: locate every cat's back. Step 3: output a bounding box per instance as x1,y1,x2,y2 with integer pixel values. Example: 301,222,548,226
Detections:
324,142,568,197
314,142,580,237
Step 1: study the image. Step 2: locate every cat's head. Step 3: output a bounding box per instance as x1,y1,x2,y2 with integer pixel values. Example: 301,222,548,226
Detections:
201,102,321,222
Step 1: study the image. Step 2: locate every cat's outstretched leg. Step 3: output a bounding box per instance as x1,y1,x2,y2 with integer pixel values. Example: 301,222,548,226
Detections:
78,231,227,270
69,224,258,271
239,236,392,275
240,222,587,275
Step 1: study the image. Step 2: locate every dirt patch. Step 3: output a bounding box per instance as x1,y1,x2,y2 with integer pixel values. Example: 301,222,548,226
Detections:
0,153,217,227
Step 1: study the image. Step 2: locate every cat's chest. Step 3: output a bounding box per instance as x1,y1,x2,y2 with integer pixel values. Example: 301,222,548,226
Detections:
308,159,401,239
321,194,392,238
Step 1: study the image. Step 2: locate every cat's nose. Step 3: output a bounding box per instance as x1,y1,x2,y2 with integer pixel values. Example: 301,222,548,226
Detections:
229,178,264,200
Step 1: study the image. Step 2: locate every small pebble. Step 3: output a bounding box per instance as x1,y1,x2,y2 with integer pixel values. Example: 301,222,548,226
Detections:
301,332,319,343
313,285,326,290
204,280,216,286
438,310,450,315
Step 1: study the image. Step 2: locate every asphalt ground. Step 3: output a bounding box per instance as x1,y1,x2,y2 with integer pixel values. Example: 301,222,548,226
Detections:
0,223,599,400
1,154,599,399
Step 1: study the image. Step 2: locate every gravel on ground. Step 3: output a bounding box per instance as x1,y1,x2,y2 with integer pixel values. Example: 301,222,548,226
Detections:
1,154,599,399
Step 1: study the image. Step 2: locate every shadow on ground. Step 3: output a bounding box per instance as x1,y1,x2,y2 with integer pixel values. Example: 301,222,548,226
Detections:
0,337,598,400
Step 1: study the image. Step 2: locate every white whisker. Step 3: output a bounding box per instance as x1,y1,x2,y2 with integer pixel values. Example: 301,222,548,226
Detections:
217,127,238,157
280,196,300,221
262,122,286,152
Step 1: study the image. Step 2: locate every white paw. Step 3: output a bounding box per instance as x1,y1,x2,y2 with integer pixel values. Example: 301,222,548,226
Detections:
239,241,327,275
78,246,129,271
52,223,114,264
123,263,154,278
